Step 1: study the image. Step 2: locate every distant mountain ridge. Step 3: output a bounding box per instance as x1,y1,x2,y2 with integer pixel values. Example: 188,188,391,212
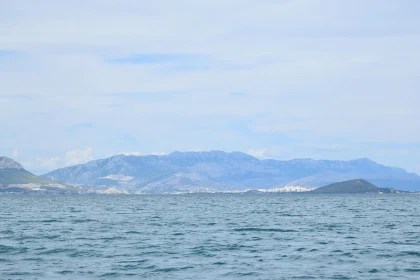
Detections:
42,151,420,193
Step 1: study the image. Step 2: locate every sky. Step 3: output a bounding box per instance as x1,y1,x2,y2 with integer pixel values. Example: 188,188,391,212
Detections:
1,0,419,174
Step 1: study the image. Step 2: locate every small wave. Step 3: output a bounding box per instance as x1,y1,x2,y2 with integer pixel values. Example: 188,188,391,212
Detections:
118,264,142,270
36,248,74,255
153,266,194,272
223,271,260,277
190,246,216,257
3,272,38,276
237,272,260,276
43,235,60,239
99,236,126,241
68,250,96,258
383,241,399,244
341,252,353,257
234,228,297,233
124,231,142,234
279,213,305,217
221,244,253,251
330,275,351,280
0,245,27,254
377,254,393,258
72,219,98,223
251,236,263,241
23,257,43,261
100,272,120,277
116,260,148,265
40,219,61,223
400,251,420,257
58,270,74,275
17,234,60,240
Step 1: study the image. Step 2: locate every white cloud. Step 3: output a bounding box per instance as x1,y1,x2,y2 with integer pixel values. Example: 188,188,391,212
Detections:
38,157,61,168
151,152,167,156
247,149,267,159
18,148,93,173
66,147,93,165
118,151,142,156
247,147,290,160
0,0,419,173
11,148,19,158
20,157,61,172
116,151,167,157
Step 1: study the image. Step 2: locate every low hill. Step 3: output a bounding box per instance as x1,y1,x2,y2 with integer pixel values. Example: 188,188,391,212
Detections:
311,179,401,194
0,156,77,193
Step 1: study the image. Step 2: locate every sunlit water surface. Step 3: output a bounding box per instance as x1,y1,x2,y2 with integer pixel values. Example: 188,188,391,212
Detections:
1,194,420,279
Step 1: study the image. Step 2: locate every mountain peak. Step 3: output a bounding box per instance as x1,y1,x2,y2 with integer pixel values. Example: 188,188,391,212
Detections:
351,158,376,164
0,156,24,170
168,150,227,158
167,150,257,161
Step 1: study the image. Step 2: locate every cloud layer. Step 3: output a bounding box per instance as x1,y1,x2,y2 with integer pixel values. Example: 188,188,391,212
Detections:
1,0,419,174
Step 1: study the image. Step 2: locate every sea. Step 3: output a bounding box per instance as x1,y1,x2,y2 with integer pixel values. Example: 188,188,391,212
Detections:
1,194,420,279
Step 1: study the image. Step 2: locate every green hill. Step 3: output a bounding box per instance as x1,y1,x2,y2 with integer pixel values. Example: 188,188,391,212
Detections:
0,168,54,186
0,156,78,193
311,179,400,194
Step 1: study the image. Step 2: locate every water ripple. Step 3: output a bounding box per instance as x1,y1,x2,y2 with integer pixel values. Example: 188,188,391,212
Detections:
1,194,420,279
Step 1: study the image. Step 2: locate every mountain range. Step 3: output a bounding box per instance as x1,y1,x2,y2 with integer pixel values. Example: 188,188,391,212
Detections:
40,151,420,193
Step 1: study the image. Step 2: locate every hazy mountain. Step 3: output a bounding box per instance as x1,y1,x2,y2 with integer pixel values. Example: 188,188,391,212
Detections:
311,179,402,194
0,156,77,193
42,151,420,193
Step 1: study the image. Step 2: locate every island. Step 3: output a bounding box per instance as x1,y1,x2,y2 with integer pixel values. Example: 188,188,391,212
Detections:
310,179,402,194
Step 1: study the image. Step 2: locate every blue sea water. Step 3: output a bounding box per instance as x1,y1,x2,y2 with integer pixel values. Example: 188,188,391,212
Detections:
1,194,420,279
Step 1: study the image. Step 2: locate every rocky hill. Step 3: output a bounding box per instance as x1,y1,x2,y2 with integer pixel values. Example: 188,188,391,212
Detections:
0,156,77,193
0,156,24,169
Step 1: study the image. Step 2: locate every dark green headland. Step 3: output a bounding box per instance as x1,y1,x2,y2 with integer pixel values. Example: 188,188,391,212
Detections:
311,179,402,194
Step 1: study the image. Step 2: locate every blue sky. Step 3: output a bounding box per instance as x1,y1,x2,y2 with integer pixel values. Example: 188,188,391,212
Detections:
1,0,420,174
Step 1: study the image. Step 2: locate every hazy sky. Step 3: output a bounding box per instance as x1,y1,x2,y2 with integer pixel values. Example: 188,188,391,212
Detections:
1,0,419,174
